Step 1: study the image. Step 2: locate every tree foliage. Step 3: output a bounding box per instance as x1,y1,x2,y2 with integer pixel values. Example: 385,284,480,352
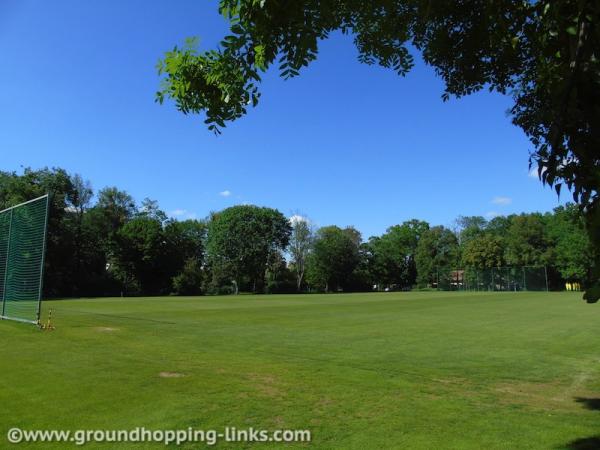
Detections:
206,205,291,292
462,234,505,269
172,258,204,295
504,214,549,267
158,0,600,300
0,168,209,297
367,220,428,289
307,226,361,292
455,216,487,246
415,226,460,286
289,215,313,291
546,204,593,281
112,216,166,294
0,167,595,297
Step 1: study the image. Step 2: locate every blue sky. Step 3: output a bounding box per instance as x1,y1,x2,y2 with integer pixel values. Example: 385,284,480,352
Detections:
1,0,564,238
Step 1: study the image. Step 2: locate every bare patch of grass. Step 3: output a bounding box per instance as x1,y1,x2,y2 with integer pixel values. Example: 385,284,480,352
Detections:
159,371,185,378
494,380,596,412
247,373,284,397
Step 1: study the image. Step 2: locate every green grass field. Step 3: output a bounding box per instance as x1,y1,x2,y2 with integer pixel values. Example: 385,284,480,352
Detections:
1,292,599,449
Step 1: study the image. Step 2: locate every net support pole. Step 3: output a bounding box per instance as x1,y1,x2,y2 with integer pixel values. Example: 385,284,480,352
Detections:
35,194,50,324
544,265,549,292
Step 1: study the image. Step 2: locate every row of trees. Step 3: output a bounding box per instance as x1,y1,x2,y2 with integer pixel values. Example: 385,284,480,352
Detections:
0,168,205,297
0,168,593,297
298,210,592,292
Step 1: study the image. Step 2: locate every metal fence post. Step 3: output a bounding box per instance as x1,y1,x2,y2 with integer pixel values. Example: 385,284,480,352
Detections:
35,194,50,324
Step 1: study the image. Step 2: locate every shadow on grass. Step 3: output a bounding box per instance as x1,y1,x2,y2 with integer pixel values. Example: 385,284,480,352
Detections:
564,398,600,449
575,398,600,411
565,436,600,450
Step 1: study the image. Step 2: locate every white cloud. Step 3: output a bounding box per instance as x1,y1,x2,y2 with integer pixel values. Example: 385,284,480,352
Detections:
169,209,196,220
219,190,232,197
491,196,512,206
289,214,308,225
485,211,500,219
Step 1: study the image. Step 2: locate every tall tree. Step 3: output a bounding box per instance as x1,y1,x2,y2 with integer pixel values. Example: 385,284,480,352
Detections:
164,219,207,294
70,174,93,221
415,226,459,287
112,216,166,295
94,187,137,238
288,214,313,291
70,174,94,295
307,226,361,292
88,187,137,283
157,1,600,300
546,204,593,283
139,198,168,223
368,220,429,289
504,214,549,267
206,205,291,293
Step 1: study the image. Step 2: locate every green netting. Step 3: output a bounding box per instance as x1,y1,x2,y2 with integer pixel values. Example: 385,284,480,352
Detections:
0,195,49,324
0,213,9,303
435,266,548,292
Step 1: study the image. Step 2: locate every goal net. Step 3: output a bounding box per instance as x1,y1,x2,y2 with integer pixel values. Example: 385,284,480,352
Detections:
0,195,49,324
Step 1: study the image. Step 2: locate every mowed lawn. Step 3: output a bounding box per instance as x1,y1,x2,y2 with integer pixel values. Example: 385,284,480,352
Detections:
1,292,599,449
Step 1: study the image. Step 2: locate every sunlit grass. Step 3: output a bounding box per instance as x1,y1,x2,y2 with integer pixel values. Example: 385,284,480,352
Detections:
0,291,598,449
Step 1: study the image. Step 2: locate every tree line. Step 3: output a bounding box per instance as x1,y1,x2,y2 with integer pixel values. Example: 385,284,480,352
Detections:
0,168,592,297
